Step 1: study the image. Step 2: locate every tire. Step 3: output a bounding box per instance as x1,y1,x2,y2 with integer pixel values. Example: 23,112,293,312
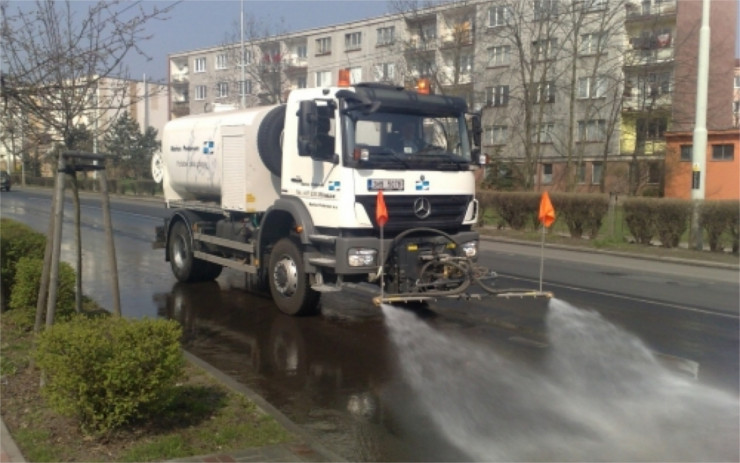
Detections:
168,221,222,282
257,105,285,177
268,238,320,316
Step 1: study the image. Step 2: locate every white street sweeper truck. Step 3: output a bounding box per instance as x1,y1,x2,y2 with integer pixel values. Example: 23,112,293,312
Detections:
153,73,545,315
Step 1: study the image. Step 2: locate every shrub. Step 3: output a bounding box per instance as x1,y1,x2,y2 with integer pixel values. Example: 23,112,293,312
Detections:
653,199,691,248
9,257,77,325
551,194,609,239
701,200,740,253
34,316,184,434
491,192,540,231
623,198,659,244
0,219,46,311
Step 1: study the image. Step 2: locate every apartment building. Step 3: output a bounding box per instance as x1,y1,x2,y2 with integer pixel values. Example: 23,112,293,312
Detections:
167,0,737,195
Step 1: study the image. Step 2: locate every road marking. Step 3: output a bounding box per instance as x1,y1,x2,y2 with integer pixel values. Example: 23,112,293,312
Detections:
500,274,740,320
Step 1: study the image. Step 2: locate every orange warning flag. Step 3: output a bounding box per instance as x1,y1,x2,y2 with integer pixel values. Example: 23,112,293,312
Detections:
538,191,556,228
376,190,389,227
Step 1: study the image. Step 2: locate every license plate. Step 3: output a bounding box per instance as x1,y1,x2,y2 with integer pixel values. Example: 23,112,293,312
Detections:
367,178,404,191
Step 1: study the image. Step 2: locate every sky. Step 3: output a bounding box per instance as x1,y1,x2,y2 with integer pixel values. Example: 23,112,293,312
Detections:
125,0,395,81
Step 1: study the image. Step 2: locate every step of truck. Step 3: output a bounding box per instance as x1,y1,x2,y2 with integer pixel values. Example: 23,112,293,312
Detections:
311,284,342,292
308,234,337,244
308,257,336,267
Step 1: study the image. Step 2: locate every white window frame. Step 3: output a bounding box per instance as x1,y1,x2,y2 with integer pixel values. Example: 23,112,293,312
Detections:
216,82,228,98
577,119,606,142
580,33,603,55
345,32,362,51
216,53,228,70
485,125,508,145
297,76,307,88
577,76,607,99
592,162,603,185
532,123,555,143
377,26,395,46
316,70,332,87
488,6,510,27
239,80,252,96
194,85,207,100
488,45,511,66
297,44,307,58
194,57,206,73
486,85,509,107
316,37,332,55
349,66,363,84
374,62,395,81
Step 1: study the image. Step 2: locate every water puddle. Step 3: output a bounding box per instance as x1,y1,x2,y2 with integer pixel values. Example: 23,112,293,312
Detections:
382,299,739,461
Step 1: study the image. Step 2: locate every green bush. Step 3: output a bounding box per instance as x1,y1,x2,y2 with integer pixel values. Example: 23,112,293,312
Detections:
701,200,740,253
490,192,540,231
551,194,609,239
624,198,659,244
9,257,77,324
653,199,691,248
34,316,184,434
0,219,46,311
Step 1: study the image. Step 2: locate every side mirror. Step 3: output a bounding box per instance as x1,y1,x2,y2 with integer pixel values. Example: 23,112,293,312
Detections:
471,114,482,148
297,100,318,156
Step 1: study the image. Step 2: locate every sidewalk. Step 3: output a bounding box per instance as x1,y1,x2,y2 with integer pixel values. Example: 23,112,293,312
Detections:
0,353,344,463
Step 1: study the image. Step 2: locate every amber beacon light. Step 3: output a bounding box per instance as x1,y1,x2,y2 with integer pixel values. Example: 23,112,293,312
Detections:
416,78,431,95
338,69,351,87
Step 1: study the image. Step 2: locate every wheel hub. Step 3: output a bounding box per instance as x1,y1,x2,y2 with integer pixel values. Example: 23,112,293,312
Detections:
273,256,298,297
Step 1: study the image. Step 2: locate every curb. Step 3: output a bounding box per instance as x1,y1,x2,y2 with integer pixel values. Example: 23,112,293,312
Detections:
0,418,25,463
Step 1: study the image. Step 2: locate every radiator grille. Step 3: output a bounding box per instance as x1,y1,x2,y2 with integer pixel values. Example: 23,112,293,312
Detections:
356,194,471,232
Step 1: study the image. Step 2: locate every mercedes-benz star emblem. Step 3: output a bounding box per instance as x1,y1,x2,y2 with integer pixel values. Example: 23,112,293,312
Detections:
413,197,432,219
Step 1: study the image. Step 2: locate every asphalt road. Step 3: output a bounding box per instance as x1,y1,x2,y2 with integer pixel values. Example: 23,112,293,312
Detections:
2,187,738,461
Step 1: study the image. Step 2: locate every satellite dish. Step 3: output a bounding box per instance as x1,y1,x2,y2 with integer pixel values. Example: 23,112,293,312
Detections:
151,151,164,184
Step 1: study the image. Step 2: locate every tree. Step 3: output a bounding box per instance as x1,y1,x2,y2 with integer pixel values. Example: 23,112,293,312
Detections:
103,112,159,179
0,0,174,154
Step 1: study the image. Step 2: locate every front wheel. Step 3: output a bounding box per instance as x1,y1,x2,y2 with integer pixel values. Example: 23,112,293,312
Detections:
168,220,222,282
268,238,319,316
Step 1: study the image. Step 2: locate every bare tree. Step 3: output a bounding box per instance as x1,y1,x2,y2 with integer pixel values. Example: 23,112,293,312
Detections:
0,0,175,153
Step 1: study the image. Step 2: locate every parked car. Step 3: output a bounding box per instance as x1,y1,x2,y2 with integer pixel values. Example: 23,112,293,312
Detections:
0,171,11,192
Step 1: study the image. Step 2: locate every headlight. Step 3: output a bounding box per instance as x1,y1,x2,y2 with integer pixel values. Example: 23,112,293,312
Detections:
348,248,377,267
461,241,478,258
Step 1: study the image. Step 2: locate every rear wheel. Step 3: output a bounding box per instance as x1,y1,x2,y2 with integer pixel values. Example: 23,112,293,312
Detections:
169,221,222,282
268,238,319,316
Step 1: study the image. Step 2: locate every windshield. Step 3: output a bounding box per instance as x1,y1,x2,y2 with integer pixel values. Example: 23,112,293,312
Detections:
343,109,472,171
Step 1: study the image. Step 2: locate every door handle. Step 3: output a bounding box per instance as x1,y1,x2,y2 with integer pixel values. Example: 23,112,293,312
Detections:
291,176,302,183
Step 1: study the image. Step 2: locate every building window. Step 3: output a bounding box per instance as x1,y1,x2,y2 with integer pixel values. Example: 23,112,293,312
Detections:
297,44,307,58
374,62,395,81
577,163,587,183
592,162,603,185
712,144,734,161
216,54,228,70
542,163,553,184
637,118,667,140
316,70,332,87
735,75,740,88
345,32,362,51
194,85,207,100
532,38,557,61
680,144,692,162
485,125,508,145
580,33,603,55
421,23,437,42
488,45,511,66
297,76,307,89
534,0,559,20
377,26,395,46
532,123,555,143
239,80,252,96
531,81,556,104
216,82,228,98
316,37,332,55
577,119,606,142
194,57,206,73
459,53,474,75
349,66,363,84
486,85,509,107
488,6,510,27
584,0,607,11
647,161,661,184
577,76,607,99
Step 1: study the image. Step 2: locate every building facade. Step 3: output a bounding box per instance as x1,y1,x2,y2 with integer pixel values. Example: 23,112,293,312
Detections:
167,0,738,195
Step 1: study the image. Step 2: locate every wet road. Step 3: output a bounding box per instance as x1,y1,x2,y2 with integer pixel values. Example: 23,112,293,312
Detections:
2,188,738,461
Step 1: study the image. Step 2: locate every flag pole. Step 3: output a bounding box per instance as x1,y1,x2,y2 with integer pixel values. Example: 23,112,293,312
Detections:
537,191,555,294
539,223,545,292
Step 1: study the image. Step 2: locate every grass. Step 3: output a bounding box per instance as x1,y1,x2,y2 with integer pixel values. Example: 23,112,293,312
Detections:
0,309,292,462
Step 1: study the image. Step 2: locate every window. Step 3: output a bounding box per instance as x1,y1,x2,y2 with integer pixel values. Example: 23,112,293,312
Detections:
421,23,437,41
485,125,508,145
459,53,474,75
577,119,606,142
216,82,228,98
349,66,363,84
712,144,734,161
647,162,661,184
580,33,603,55
584,0,607,11
531,81,556,103
534,0,559,20
345,32,362,51
216,54,228,70
316,37,332,55
532,123,555,143
488,45,511,66
316,70,332,87
194,85,207,100
238,49,252,66
577,76,607,99
239,80,252,96
577,163,587,183
592,162,603,185
194,57,206,73
486,85,509,107
488,6,510,27
296,76,307,89
542,163,553,184
636,118,667,139
377,26,395,46
297,45,307,58
734,75,740,88
374,62,395,81
680,144,692,162
533,38,557,61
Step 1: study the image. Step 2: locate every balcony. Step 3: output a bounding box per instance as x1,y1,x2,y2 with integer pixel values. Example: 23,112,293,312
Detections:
625,1,676,22
406,38,437,52
170,72,189,84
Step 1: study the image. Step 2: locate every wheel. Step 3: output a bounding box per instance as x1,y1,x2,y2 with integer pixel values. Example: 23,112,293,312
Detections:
268,238,319,316
168,221,222,282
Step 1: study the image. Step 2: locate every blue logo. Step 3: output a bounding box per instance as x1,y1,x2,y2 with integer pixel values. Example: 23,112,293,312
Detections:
328,181,341,191
203,141,214,155
415,180,430,191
